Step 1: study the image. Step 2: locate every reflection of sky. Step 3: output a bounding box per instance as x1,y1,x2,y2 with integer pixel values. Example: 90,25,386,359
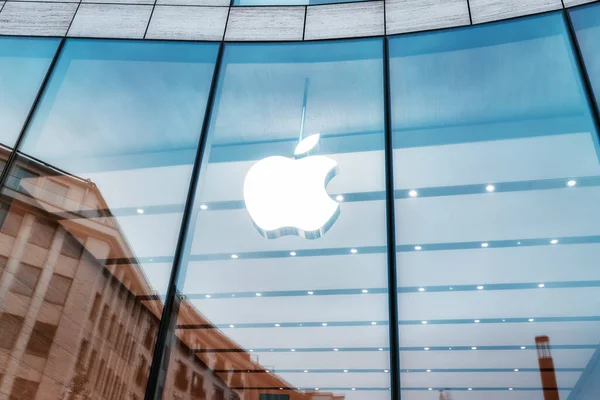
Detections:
172,15,600,397
15,39,219,292
0,37,59,149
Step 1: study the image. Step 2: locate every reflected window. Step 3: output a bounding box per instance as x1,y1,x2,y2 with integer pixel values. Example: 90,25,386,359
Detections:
11,263,41,297
389,13,600,397
10,378,39,400
26,321,57,358
0,313,24,350
162,39,390,400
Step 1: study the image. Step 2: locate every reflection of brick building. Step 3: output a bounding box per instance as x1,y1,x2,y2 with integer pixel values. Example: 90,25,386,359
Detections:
0,150,342,400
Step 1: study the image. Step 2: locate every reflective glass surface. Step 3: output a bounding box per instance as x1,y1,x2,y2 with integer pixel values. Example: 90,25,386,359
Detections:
570,2,600,112
389,13,600,399
0,39,218,399
162,39,391,400
0,37,60,154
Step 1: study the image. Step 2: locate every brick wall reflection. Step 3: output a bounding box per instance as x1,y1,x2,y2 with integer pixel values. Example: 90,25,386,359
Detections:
0,151,341,400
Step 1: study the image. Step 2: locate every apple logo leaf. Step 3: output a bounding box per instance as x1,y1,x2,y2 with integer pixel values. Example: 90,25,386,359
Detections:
294,134,320,157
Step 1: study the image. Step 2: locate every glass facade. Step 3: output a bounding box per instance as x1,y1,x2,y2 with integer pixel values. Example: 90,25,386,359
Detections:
0,7,599,400
390,12,600,399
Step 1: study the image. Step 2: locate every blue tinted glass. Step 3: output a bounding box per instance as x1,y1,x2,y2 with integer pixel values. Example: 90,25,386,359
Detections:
163,39,392,400
0,37,59,150
570,2,600,112
389,13,600,398
0,39,219,396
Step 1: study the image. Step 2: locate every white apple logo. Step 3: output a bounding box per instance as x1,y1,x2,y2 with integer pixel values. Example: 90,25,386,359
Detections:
243,134,340,239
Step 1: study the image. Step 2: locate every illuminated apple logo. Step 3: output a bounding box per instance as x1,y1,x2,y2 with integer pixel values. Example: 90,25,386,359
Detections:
243,134,339,239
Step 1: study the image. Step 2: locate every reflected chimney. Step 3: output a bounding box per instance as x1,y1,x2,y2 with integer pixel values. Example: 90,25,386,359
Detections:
535,336,559,400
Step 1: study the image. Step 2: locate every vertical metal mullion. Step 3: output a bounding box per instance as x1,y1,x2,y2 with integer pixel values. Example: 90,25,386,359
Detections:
144,41,225,400
563,8,600,138
382,36,401,400
0,37,66,192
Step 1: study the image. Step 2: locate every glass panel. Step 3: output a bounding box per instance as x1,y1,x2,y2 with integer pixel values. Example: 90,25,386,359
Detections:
0,37,60,172
570,2,600,112
0,39,219,399
389,13,600,399
161,39,391,400
0,37,60,149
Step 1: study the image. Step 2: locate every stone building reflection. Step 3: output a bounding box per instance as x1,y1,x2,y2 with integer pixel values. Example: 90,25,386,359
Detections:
0,148,341,400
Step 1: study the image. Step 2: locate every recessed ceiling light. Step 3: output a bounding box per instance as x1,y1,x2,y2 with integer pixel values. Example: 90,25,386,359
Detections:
351,248,358,254
307,291,313,295
514,369,519,372
371,322,377,325
550,239,558,244
567,180,577,187
426,369,431,372
471,347,477,350
255,292,261,296
229,324,234,328
418,287,425,292
409,190,418,198
136,208,144,214
290,349,295,352
290,251,296,256
351,388,356,391
333,348,339,351
481,242,489,248
421,321,428,324
424,347,430,351
378,348,383,351
477,285,484,290
528,318,535,322
304,370,308,373
474,319,480,323
336,195,344,202
231,254,238,259
486,184,495,192
520,346,526,350
428,388,432,391
384,369,389,373
275,323,280,327
414,245,422,250
509,388,513,391
322,323,328,326
538,283,545,288
343,369,348,373
362,289,368,293
517,241,521,245
205,294,211,298
249,349,253,352
200,204,208,210
468,388,472,391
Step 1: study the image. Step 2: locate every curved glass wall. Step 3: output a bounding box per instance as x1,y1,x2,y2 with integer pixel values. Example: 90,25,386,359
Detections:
389,12,600,399
0,8,600,400
161,38,391,400
0,39,219,399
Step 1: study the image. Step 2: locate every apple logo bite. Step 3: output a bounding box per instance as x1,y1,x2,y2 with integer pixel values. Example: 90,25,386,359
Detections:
243,134,340,239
